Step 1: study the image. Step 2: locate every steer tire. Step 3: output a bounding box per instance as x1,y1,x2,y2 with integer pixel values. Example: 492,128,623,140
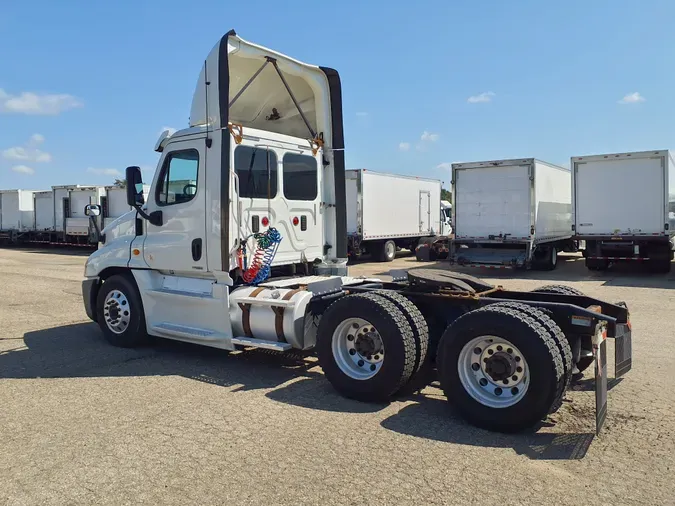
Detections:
316,293,416,403
436,305,565,433
484,302,572,413
95,274,150,348
372,290,429,375
532,284,585,296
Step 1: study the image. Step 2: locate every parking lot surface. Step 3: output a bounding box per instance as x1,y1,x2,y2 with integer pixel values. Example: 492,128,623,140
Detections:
1,248,673,505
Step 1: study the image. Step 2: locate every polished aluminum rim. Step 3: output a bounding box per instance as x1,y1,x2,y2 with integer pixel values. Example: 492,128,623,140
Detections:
103,289,131,334
331,317,384,380
385,241,396,258
457,335,529,408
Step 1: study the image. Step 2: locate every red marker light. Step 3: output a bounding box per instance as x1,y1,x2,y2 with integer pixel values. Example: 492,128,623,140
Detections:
292,217,299,226
261,216,269,227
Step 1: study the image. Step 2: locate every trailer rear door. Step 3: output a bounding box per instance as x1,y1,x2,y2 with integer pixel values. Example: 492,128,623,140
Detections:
454,163,532,239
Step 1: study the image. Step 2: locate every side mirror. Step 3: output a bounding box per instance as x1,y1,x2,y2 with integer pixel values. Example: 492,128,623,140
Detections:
84,204,101,217
125,166,145,207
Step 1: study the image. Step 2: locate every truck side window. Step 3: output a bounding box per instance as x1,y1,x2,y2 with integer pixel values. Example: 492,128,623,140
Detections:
156,149,199,206
235,146,278,199
283,153,317,201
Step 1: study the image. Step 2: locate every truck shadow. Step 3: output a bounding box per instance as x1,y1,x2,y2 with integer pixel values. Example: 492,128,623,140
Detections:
4,322,595,459
379,397,595,460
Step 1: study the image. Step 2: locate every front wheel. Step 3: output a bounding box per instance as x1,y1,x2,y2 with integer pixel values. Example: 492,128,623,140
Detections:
95,274,150,347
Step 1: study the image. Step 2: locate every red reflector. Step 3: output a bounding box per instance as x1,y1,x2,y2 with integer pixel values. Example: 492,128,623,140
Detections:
261,216,269,227
292,217,299,226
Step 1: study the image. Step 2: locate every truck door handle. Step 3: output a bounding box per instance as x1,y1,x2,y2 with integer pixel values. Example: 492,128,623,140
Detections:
192,238,202,261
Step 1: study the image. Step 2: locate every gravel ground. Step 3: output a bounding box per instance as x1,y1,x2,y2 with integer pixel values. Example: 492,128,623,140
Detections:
0,247,673,505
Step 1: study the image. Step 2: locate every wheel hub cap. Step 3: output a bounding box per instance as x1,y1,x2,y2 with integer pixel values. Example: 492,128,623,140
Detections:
103,289,131,334
485,351,516,381
332,318,385,380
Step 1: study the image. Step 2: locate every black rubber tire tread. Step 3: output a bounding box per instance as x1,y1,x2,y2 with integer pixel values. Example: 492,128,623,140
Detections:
436,305,565,432
531,284,585,296
484,302,573,413
371,290,429,375
95,273,150,348
316,293,416,402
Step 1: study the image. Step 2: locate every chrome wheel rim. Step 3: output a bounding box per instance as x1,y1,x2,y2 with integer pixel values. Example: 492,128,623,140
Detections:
385,242,395,259
103,289,131,334
457,335,529,408
331,317,385,380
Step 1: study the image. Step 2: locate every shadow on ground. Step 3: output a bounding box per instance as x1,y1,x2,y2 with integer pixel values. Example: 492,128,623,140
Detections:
2,322,596,460
0,246,93,257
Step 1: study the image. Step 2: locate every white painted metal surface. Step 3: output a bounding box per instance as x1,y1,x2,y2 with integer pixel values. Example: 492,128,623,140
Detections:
346,169,442,240
572,150,673,237
0,189,36,231
452,159,572,243
66,186,105,236
34,190,55,231
103,186,132,228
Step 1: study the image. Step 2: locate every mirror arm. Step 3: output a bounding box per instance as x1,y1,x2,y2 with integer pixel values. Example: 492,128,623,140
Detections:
88,215,104,243
134,206,163,227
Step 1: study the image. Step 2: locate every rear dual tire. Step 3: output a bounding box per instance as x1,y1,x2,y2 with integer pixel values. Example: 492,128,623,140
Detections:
436,305,567,432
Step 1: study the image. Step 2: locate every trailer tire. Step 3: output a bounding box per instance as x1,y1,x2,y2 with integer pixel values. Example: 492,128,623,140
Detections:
436,305,565,432
372,290,429,375
531,284,585,296
484,302,573,413
376,240,397,262
316,293,416,402
95,274,150,348
536,245,558,271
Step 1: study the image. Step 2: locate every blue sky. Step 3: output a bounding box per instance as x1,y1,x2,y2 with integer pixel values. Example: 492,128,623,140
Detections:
1,0,674,190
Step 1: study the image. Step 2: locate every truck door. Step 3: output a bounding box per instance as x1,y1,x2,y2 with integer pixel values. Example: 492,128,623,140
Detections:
419,191,431,233
142,137,207,274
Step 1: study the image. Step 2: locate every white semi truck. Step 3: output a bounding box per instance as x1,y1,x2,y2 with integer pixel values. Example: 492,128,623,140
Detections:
80,30,632,434
449,158,577,270
572,150,675,272
345,169,451,261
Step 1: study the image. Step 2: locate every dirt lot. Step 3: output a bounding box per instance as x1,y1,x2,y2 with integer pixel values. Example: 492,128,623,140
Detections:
1,248,673,505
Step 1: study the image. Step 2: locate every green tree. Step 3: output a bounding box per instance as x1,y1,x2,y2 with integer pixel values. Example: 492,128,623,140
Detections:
113,178,126,188
441,188,452,203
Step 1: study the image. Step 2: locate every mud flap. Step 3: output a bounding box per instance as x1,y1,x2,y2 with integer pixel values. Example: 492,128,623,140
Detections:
614,324,632,378
595,339,608,435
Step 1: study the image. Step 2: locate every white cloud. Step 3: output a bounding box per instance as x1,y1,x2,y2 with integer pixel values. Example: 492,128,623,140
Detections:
619,92,645,104
0,88,83,115
2,134,51,163
87,167,122,177
468,91,495,104
436,162,453,171
399,142,410,152
11,165,35,175
29,133,45,145
421,131,439,142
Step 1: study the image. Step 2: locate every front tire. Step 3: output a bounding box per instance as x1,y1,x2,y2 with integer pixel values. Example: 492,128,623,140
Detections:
316,293,416,402
95,274,150,348
436,305,565,432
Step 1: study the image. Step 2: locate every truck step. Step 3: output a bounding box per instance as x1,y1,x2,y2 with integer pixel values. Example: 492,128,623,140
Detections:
231,336,292,352
151,322,220,340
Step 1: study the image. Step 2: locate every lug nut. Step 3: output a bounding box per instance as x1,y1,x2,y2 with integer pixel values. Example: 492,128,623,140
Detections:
479,378,488,386
512,375,518,381
516,366,523,373
488,349,494,355
496,345,503,351
507,348,513,354
515,356,521,362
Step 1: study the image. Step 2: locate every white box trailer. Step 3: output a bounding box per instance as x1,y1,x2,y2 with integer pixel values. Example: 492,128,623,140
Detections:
0,190,37,240
51,185,105,238
101,185,150,228
572,149,675,272
345,169,450,261
450,158,575,269
33,190,55,231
